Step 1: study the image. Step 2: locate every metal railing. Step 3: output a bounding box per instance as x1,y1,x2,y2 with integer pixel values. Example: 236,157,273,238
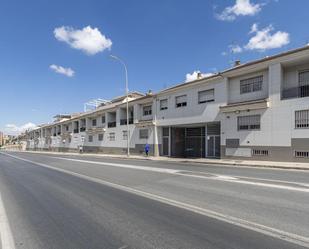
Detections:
120,118,133,125
108,121,116,128
282,85,309,99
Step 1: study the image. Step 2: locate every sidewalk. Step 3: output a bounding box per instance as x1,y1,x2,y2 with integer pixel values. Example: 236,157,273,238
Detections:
3,149,309,170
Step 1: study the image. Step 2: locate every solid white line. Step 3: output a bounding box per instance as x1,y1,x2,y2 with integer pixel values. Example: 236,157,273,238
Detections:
50,156,309,193
2,152,309,248
0,191,15,249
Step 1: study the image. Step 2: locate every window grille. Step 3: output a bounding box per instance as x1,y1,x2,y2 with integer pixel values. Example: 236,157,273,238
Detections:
240,75,263,94
295,109,309,128
295,151,309,158
88,135,93,142
109,133,115,141
252,149,269,156
237,115,261,130
98,134,104,141
139,129,149,139
143,105,152,116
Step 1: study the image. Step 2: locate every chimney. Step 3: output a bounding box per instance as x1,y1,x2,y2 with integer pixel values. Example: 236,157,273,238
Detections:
197,72,202,79
234,60,241,67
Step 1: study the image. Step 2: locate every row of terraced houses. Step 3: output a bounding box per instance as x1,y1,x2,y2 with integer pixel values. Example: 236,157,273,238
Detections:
24,46,309,162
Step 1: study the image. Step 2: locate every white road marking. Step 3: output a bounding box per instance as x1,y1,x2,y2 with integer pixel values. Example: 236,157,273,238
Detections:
2,152,309,248
0,191,15,249
50,156,309,193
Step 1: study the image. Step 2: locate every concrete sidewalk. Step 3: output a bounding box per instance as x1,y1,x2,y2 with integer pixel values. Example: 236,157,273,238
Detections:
2,149,309,170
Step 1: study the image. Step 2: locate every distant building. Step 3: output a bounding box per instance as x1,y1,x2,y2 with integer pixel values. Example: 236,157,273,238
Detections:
0,131,3,146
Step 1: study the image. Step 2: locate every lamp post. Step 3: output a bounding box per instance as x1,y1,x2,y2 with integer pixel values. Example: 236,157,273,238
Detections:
110,55,130,156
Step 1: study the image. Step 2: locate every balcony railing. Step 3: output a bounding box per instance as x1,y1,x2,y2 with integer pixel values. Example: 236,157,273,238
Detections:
73,128,79,134
108,121,116,128
282,85,309,100
80,127,86,132
120,118,134,125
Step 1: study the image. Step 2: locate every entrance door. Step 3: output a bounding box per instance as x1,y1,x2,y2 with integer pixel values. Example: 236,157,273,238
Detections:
207,135,220,158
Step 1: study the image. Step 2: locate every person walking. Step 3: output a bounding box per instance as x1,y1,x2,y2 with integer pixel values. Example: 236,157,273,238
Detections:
144,143,150,157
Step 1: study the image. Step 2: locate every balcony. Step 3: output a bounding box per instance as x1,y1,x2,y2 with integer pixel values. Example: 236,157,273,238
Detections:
80,127,86,132
120,118,134,125
73,128,79,134
108,121,116,128
282,85,309,100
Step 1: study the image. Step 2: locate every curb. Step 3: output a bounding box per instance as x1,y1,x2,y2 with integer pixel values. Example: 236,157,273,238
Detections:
2,150,309,171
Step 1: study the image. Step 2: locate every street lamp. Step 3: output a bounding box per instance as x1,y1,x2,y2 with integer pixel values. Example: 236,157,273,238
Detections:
110,55,130,157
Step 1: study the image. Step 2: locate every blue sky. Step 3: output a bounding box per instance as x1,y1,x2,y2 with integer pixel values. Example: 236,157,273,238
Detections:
1,0,309,134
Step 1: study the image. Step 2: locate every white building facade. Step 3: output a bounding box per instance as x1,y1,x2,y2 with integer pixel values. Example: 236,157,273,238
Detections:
25,46,309,162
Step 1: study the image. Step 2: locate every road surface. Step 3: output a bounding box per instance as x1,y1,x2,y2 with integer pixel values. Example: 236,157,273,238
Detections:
0,151,308,249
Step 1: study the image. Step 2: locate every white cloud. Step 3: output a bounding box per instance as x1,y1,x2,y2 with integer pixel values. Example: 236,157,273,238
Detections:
50,64,75,77
185,71,214,82
217,0,261,21
245,23,290,51
54,26,112,55
5,123,37,135
229,44,243,53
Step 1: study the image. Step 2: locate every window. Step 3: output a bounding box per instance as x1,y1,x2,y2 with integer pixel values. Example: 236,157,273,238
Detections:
101,116,105,124
88,135,93,142
65,125,69,131
295,109,309,128
109,132,115,141
139,129,149,139
198,89,215,104
143,105,152,116
252,149,269,156
175,95,187,108
98,133,104,141
92,119,97,126
295,151,309,158
237,115,261,131
299,70,309,86
122,130,128,140
160,99,168,110
68,137,71,143
240,75,263,94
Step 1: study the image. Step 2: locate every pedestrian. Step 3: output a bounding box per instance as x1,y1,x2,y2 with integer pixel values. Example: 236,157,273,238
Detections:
144,143,150,157
79,145,83,154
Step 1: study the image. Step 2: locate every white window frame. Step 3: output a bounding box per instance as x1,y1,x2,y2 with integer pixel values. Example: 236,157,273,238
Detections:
198,89,215,104
160,99,168,110
240,75,263,94
88,135,93,142
237,115,261,131
175,95,187,108
92,118,97,127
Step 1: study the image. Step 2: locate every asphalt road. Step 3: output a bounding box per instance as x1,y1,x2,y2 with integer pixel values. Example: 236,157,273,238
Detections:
0,151,308,249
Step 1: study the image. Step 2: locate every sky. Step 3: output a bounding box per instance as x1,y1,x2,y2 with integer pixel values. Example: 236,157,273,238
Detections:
1,0,309,135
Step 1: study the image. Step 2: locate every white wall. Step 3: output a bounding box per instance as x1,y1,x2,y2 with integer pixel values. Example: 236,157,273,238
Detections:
228,70,269,104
